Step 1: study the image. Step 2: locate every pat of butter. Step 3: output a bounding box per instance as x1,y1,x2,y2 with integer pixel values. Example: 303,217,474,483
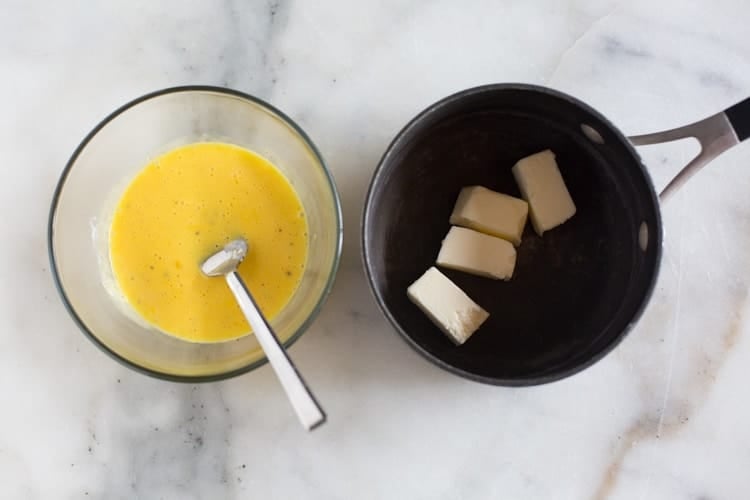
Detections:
449,186,528,246
437,226,516,280
512,149,576,236
407,267,489,345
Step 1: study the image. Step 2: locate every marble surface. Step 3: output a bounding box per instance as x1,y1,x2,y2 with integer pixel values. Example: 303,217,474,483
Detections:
3,0,750,498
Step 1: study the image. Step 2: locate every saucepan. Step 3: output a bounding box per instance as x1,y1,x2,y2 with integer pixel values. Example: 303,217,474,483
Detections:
362,84,749,385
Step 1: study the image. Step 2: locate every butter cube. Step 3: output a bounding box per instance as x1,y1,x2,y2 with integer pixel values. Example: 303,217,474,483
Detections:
512,150,576,236
407,267,489,345
436,226,516,280
449,186,528,246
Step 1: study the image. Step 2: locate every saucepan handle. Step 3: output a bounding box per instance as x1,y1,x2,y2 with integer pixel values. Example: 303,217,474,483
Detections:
629,97,750,201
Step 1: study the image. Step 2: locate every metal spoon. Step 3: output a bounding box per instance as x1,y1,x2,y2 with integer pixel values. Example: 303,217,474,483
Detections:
201,238,326,431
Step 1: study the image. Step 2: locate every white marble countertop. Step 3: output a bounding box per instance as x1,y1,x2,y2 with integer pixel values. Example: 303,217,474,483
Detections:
4,1,750,498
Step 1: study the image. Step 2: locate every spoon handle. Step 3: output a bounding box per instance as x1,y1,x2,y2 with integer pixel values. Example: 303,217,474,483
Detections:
225,271,326,431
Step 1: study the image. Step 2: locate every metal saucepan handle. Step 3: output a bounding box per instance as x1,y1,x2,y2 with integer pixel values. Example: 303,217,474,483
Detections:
225,271,326,431
629,97,750,201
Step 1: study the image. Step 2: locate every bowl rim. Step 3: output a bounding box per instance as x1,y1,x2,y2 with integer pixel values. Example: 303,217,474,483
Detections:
48,85,343,383
361,83,663,386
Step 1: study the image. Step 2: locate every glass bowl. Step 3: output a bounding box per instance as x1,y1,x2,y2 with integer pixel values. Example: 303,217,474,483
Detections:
48,86,342,382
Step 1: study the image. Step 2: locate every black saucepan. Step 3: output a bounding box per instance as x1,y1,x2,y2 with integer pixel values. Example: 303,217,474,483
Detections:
362,84,750,386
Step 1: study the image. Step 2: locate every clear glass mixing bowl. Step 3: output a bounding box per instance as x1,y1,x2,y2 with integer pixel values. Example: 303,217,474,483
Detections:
48,87,342,382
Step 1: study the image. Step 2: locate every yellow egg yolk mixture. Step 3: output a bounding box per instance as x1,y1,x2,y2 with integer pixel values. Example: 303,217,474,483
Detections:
109,142,308,342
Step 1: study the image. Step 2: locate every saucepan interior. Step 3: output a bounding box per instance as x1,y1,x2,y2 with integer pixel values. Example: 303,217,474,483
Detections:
362,84,662,385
